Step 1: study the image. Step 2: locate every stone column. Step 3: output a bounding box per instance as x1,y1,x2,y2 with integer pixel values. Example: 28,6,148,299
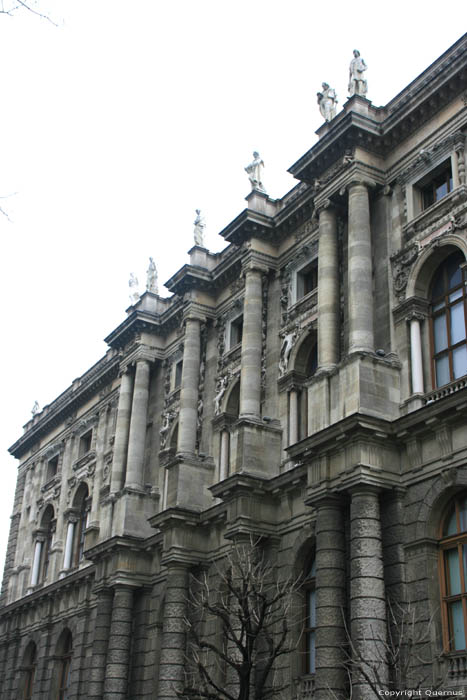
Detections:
289,389,299,445
125,359,151,490
62,519,76,571
88,588,113,699
408,314,424,394
111,370,134,493
219,430,230,480
30,539,42,586
239,267,263,418
314,497,346,699
103,585,134,700
177,317,201,455
317,202,339,369
157,564,189,699
348,181,374,354
350,486,388,698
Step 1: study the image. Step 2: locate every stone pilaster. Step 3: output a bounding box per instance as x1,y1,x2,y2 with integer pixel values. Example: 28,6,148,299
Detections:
103,584,134,700
219,429,230,480
317,201,339,370
350,486,388,698
239,267,264,418
177,317,201,456
89,405,110,529
125,360,151,490
407,313,424,395
314,496,347,699
289,389,299,445
111,370,134,493
157,564,189,699
88,588,113,699
347,181,374,354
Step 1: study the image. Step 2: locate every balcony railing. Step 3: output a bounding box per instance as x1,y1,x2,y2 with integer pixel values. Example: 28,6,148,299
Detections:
424,376,467,404
294,674,315,699
448,652,467,680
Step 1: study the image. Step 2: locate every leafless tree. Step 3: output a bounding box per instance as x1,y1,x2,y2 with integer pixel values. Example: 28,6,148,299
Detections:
0,0,56,24
179,539,302,700
327,599,448,699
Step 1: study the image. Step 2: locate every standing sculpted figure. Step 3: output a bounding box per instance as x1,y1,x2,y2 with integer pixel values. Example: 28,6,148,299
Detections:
245,151,267,193
129,273,140,305
146,257,159,294
193,209,206,247
348,50,368,97
317,82,338,121
31,401,40,416
214,375,229,415
279,327,299,376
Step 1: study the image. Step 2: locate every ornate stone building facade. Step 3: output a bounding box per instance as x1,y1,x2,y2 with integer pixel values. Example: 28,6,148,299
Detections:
1,35,467,699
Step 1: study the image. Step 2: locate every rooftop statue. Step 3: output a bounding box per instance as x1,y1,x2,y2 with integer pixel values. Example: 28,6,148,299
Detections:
129,272,140,305
245,151,267,194
31,401,40,416
146,257,159,294
348,49,368,97
317,82,338,122
193,209,206,247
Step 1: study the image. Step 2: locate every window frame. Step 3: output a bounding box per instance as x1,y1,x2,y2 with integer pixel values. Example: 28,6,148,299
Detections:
439,494,467,653
429,253,467,388
302,556,316,675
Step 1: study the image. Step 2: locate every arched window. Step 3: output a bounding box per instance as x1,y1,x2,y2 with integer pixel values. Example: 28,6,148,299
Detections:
73,484,89,566
303,556,316,674
440,494,467,651
56,629,73,700
21,642,37,700
430,251,467,387
40,505,55,583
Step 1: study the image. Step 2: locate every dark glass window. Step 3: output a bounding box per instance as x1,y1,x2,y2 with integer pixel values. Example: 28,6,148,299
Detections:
422,165,453,210
22,644,37,700
79,430,92,456
297,261,318,300
229,315,243,347
57,632,72,700
46,456,58,482
303,557,316,674
440,495,467,652
430,251,467,387
174,360,183,389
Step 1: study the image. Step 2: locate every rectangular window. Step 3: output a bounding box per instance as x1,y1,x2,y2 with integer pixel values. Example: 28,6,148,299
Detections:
229,315,243,348
416,159,453,213
174,360,183,389
296,261,318,300
79,430,92,457
46,456,58,482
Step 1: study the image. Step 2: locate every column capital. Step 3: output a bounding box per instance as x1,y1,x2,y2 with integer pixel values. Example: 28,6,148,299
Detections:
405,311,426,323
339,176,376,195
314,197,335,216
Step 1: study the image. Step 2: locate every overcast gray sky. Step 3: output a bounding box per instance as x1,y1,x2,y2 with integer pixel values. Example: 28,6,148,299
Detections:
0,0,464,573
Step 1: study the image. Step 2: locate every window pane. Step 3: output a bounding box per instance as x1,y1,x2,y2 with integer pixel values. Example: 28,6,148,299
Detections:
453,345,467,380
436,355,450,387
449,288,463,303
447,257,462,289
449,600,466,650
308,630,316,673
434,314,448,353
460,499,467,533
450,303,466,345
432,269,445,299
447,548,462,595
308,589,316,628
435,181,448,201
445,506,457,536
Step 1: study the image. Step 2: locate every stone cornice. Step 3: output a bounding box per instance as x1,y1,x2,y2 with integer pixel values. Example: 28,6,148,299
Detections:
288,35,467,185
10,353,120,460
